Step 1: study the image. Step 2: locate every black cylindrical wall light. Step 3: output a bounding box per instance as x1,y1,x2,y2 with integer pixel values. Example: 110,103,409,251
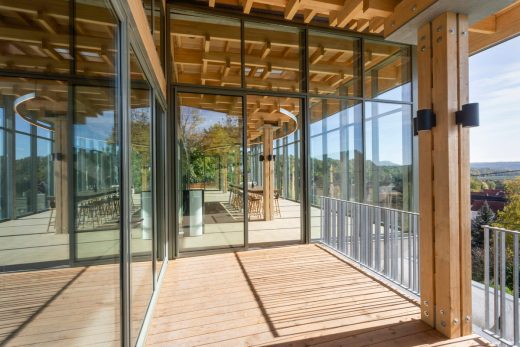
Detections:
456,103,479,128
259,154,264,162
416,109,436,132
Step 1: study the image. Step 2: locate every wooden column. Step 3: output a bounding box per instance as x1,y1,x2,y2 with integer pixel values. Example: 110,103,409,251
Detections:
53,119,69,234
417,12,472,338
263,125,274,221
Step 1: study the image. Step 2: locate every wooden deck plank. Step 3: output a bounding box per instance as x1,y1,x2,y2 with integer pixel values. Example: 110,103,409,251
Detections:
146,244,491,347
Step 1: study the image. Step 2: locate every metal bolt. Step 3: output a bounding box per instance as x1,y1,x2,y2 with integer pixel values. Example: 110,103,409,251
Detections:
421,46,426,52
465,315,471,322
449,28,454,34
436,26,442,32
441,320,446,327
412,5,417,12
424,311,430,317
440,309,445,315
423,300,428,306
453,318,459,325
461,31,467,36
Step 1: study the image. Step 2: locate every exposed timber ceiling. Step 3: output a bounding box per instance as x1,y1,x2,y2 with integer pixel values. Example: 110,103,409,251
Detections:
194,0,520,52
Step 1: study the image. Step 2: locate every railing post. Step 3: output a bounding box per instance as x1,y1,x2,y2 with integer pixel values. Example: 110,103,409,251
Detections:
484,226,490,330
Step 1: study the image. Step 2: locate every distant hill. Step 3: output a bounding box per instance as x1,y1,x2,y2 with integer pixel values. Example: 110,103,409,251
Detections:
471,162,520,171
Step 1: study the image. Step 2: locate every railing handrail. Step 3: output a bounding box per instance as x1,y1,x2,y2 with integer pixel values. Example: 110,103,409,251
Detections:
319,196,420,295
482,224,520,235
319,195,419,216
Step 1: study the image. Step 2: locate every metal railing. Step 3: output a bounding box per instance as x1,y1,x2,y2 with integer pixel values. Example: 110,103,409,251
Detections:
319,196,419,294
482,225,520,346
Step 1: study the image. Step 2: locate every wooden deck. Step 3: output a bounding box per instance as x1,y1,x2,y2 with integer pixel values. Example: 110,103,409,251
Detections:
147,244,491,347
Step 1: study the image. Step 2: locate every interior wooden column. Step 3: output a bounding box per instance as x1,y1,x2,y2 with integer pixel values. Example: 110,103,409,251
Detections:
53,119,69,234
263,125,274,221
417,12,472,338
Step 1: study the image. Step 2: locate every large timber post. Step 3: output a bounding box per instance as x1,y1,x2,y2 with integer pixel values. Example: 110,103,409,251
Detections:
262,125,274,221
417,12,472,338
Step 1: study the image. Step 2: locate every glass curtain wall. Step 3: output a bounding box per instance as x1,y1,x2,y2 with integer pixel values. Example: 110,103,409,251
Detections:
0,0,165,346
129,48,154,343
169,9,414,247
176,93,245,251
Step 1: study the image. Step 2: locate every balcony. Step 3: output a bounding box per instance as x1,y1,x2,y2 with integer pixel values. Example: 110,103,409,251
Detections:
146,244,490,346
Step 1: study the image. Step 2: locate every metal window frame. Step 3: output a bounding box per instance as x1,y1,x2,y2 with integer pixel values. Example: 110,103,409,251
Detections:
168,5,416,254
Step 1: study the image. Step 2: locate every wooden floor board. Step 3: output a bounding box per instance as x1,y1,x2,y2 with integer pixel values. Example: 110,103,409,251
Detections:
146,244,492,347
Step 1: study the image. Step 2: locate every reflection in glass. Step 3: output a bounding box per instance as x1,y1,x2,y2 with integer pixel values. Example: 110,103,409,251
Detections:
76,0,118,76
309,98,363,239
244,22,301,92
308,31,361,96
130,48,154,344
364,40,412,101
171,13,241,86
0,0,71,74
247,95,302,244
365,102,413,210
177,93,244,251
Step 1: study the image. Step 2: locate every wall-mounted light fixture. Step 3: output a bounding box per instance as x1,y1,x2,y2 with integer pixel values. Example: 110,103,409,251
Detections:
416,109,436,133
259,155,264,162
456,103,479,128
52,153,64,161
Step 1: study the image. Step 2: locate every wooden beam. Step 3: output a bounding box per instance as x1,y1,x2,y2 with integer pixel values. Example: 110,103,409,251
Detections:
284,0,301,20
369,16,385,33
310,44,325,64
457,14,472,337
431,12,461,338
384,0,437,38
468,16,496,34
417,20,435,329
208,0,216,7
469,2,520,54
261,41,271,59
363,0,398,17
243,0,254,14
303,8,317,23
262,125,274,221
336,0,363,28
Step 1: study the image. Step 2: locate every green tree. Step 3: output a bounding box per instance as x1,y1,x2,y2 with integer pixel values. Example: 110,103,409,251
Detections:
495,177,520,230
471,200,495,248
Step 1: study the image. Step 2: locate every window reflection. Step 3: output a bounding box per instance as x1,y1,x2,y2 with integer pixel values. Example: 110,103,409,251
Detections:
130,48,154,344
171,13,241,86
364,102,413,210
309,98,363,239
364,41,411,101
177,93,244,251
244,22,301,92
308,31,361,96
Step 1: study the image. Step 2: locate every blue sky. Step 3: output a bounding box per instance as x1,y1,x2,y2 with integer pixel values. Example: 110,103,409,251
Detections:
469,35,520,163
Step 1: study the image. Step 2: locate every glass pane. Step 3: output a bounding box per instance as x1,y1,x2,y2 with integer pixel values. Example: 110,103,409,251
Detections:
177,93,244,251
76,0,118,76
309,97,363,239
0,1,71,74
0,77,67,265
244,22,301,92
154,0,165,68
36,138,53,212
308,31,361,96
247,95,302,244
130,48,154,344
74,85,120,260
364,102,413,210
15,133,32,217
171,13,241,87
364,41,412,101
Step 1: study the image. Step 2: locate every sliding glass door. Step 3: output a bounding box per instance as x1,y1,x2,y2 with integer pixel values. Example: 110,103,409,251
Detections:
176,92,245,252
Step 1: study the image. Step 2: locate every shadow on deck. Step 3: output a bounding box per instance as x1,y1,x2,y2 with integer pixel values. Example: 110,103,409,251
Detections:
146,244,492,346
